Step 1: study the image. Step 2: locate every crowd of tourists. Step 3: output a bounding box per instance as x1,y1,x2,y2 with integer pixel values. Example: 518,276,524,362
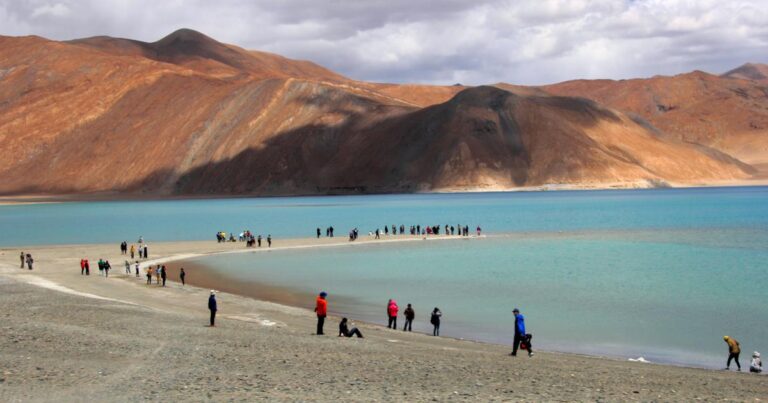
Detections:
216,231,272,247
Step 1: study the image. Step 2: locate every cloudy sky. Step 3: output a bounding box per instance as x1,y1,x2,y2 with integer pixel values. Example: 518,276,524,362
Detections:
1,0,767,85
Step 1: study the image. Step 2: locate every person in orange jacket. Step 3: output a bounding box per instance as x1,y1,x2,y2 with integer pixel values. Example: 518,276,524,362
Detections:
315,291,328,335
724,335,741,371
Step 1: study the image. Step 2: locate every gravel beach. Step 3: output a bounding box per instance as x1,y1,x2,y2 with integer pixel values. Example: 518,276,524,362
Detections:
1,239,766,401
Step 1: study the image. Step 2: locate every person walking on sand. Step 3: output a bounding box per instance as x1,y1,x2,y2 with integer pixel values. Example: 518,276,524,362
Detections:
257,235,262,247
104,260,111,277
724,336,741,371
124,260,131,274
146,266,153,284
387,299,399,329
208,290,217,327
80,259,86,275
317,227,321,238
143,244,149,259
20,251,25,268
315,291,328,335
750,351,762,373
403,303,415,332
155,265,161,285
180,268,186,286
84,259,90,275
135,261,140,277
510,308,533,357
25,253,33,270
267,235,272,247
130,244,135,259
430,307,442,336
160,265,167,287
338,318,363,338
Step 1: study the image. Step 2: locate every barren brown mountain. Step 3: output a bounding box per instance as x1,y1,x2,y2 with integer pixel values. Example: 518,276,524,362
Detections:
543,68,768,170
722,62,768,83
0,29,762,197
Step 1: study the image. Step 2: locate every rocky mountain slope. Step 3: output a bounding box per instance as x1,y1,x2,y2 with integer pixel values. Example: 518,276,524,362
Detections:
0,29,762,196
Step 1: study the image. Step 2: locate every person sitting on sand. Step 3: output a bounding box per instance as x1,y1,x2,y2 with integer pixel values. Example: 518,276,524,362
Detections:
751,352,762,373
208,290,217,327
403,303,415,332
724,336,741,371
315,291,328,335
338,318,363,338
430,307,442,336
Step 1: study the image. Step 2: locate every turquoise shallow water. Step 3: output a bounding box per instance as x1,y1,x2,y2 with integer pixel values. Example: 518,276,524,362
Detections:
1,187,767,367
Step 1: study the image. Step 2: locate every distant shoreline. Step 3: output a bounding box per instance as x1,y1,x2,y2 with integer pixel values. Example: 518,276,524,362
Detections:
2,179,768,206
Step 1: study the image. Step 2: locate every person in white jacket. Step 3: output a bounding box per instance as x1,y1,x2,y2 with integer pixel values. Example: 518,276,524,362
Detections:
750,352,762,373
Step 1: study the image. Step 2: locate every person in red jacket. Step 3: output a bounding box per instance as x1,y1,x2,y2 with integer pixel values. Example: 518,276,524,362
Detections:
315,291,328,335
387,299,399,329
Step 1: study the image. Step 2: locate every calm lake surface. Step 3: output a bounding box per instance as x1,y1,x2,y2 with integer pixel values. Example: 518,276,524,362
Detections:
2,187,767,367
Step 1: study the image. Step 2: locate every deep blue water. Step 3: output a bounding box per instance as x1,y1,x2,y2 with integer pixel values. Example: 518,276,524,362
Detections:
1,187,766,247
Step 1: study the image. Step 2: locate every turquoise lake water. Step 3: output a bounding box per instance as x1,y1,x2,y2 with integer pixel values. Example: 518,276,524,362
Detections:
1,187,767,367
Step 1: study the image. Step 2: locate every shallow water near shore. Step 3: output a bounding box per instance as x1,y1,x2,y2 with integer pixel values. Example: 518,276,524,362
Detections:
187,227,768,368
2,187,768,368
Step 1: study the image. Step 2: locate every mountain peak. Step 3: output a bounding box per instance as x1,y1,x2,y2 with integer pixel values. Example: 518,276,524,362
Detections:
721,63,768,82
154,28,217,47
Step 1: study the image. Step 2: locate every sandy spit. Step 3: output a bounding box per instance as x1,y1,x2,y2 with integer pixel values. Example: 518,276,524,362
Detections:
0,237,766,401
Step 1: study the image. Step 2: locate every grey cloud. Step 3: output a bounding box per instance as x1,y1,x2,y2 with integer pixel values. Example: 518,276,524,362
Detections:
1,0,767,85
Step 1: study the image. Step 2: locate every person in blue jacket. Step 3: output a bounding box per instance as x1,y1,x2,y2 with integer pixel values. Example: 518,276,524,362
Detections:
208,290,218,327
510,308,533,357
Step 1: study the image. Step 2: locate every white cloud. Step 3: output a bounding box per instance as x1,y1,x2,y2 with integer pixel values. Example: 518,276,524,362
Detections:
31,2,70,18
0,0,766,85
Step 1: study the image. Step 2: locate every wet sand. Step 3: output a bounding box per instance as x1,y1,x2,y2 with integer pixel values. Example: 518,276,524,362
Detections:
1,237,767,401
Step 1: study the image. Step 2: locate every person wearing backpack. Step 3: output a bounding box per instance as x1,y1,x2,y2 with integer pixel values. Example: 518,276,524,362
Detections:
430,307,442,336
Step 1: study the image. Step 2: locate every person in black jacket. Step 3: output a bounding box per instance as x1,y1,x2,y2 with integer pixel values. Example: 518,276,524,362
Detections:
208,291,218,327
338,318,363,338
430,307,442,336
403,304,415,332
